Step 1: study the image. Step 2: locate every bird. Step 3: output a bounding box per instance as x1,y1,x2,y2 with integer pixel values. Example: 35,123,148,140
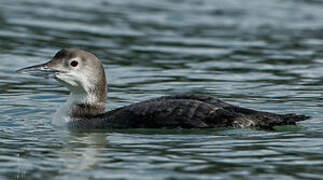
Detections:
17,48,310,129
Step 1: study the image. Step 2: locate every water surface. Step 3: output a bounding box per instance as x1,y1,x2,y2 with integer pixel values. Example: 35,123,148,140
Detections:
0,0,322,179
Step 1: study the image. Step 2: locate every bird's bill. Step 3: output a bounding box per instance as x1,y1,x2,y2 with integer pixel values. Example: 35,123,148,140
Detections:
16,62,60,78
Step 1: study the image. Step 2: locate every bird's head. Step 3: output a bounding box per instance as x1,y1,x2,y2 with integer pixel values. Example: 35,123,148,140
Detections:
17,49,107,105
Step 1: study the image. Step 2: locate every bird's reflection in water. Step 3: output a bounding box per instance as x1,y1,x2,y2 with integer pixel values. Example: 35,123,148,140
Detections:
60,131,110,170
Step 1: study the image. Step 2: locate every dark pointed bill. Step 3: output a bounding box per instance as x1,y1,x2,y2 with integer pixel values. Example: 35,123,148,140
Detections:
16,63,60,78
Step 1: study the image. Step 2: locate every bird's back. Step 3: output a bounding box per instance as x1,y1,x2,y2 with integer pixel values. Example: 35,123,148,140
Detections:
68,95,310,129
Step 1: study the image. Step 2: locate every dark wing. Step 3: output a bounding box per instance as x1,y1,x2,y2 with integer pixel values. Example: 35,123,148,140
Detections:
101,98,236,129
153,94,311,129
78,94,310,129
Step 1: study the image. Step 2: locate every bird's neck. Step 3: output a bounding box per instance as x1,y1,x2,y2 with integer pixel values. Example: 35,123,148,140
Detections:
53,92,106,125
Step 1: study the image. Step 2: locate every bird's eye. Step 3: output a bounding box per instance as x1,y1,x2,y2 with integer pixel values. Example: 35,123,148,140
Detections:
70,60,78,67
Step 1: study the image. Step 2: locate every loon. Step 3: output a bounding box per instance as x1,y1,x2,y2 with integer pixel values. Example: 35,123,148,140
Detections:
17,48,310,129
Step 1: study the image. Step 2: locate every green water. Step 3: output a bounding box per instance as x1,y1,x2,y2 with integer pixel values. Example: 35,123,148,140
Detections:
0,0,322,179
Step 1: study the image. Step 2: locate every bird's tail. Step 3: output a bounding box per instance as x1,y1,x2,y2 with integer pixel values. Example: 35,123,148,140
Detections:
281,113,311,124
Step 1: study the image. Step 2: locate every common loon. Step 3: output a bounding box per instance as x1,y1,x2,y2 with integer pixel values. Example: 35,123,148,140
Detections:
17,49,310,129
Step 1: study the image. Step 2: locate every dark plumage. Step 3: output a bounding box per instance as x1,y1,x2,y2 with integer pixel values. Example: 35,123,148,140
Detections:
68,94,310,130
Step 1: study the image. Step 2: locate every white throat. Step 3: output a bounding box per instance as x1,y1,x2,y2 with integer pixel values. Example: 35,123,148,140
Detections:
52,92,99,126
